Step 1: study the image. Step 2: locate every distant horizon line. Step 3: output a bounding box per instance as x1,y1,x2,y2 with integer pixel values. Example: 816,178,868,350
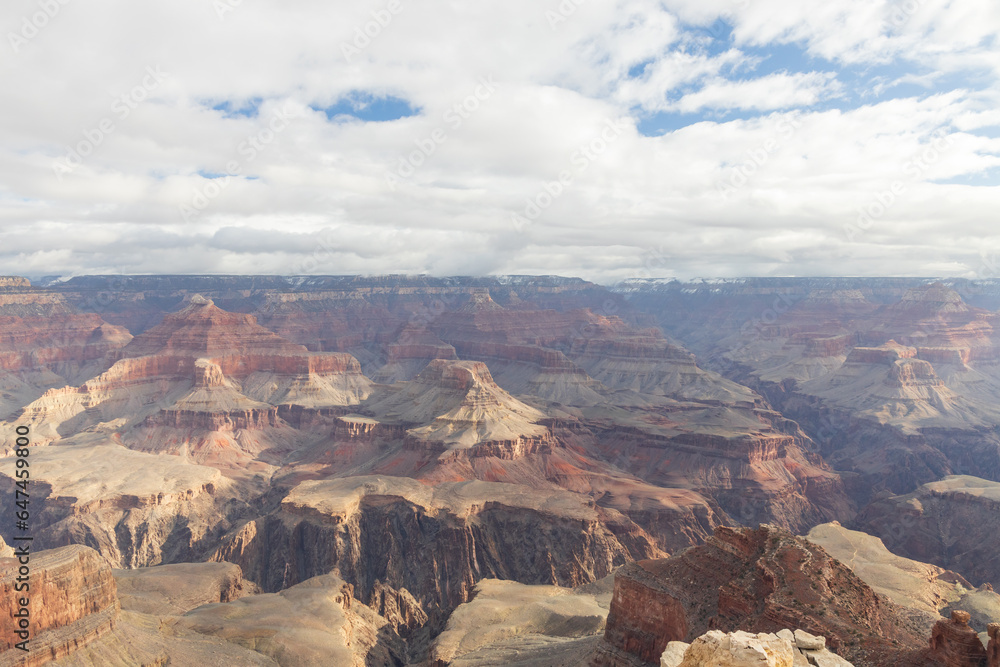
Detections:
4,273,993,289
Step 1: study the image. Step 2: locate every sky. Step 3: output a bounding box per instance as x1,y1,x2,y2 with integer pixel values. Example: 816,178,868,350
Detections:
1,0,999,284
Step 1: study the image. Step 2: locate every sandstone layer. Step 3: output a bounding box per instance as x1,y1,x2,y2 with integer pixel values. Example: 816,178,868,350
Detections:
0,545,119,667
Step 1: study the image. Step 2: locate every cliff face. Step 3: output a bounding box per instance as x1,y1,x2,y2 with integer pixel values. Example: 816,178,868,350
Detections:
594,524,926,667
0,545,119,666
0,438,248,570
211,476,664,629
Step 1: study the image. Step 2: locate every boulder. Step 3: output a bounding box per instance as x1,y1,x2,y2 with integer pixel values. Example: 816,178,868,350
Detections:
678,630,795,666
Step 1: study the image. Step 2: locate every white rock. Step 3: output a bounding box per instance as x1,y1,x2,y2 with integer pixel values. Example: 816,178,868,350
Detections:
661,641,691,667
793,648,810,667
679,629,796,666
802,647,854,667
777,629,795,643
794,629,826,650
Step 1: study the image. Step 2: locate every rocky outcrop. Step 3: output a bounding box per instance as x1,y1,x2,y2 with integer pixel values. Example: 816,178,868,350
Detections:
924,611,988,667
368,580,429,636
171,573,407,666
657,628,859,667
601,558,689,663
594,525,926,667
671,630,794,666
987,624,999,667
49,567,407,666
0,545,119,666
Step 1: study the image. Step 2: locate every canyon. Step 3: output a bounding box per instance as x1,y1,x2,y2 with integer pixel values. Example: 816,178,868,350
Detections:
0,274,999,665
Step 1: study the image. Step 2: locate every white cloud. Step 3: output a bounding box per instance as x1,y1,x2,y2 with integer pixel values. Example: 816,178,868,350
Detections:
672,71,841,113
0,0,997,282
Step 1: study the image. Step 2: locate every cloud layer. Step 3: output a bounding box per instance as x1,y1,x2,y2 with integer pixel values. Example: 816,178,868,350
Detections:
2,0,998,282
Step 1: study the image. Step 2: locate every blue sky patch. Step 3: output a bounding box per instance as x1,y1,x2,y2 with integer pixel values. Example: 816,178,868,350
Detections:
629,20,985,138
212,98,262,118
313,92,419,122
932,167,1000,186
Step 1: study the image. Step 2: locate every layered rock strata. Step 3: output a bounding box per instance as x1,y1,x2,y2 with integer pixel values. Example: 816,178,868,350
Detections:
0,545,119,667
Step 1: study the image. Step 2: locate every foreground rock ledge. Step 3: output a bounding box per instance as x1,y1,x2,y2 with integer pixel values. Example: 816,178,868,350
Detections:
659,629,854,667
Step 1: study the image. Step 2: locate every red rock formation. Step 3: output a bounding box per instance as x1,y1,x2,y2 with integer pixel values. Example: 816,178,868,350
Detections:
143,407,282,431
601,559,689,663
0,291,131,420
14,297,372,450
360,359,551,458
988,623,999,667
452,341,580,370
594,525,926,667
121,294,305,360
887,358,943,388
332,416,408,442
925,611,988,667
802,332,856,357
918,347,972,365
0,545,119,666
0,315,130,374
